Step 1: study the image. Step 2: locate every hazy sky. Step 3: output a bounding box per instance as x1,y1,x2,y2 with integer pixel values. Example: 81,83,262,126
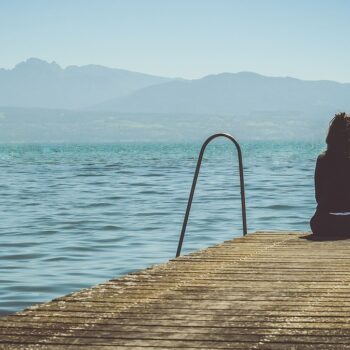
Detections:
1,0,350,81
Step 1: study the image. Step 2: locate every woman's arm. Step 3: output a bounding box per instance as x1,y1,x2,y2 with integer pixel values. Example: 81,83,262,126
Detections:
314,154,325,208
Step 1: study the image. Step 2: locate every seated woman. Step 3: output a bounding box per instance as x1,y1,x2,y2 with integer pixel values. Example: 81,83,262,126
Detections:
310,112,350,237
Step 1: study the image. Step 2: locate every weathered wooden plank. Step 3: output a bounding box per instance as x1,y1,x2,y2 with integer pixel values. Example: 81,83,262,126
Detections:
2,231,350,349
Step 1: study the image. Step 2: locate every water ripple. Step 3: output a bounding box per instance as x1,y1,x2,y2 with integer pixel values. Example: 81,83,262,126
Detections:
0,141,323,315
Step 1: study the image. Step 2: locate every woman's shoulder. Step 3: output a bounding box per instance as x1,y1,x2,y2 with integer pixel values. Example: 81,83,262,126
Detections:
317,150,350,167
315,151,334,169
316,151,327,162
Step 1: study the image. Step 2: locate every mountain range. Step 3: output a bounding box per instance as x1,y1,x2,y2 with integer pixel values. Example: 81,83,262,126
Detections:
1,58,350,115
1,58,349,142
95,72,350,115
0,58,170,109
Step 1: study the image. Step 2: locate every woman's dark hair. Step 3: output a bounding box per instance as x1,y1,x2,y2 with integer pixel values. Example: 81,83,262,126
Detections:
326,112,350,155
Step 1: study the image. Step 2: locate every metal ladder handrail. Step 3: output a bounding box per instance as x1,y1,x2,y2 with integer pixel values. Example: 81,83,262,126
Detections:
176,133,247,257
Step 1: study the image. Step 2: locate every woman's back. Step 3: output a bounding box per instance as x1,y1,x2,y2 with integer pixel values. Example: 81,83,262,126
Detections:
315,152,350,212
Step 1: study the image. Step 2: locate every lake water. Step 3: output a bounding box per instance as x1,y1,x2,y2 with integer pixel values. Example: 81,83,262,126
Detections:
0,140,323,315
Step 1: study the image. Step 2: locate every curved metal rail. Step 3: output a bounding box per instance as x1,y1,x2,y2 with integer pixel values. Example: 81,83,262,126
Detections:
176,133,247,257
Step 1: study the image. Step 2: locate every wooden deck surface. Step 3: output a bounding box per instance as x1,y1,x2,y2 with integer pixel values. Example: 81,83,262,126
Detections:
2,231,350,349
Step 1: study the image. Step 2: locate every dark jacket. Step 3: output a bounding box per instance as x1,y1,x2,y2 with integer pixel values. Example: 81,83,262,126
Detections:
315,151,350,213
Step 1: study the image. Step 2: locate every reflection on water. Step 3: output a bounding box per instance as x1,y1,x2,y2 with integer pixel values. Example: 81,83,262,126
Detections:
0,141,323,315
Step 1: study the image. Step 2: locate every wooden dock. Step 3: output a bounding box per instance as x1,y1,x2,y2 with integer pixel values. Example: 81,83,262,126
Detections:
1,231,350,349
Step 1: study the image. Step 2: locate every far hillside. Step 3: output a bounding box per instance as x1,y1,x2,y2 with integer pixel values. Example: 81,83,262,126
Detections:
0,58,171,109
94,72,350,116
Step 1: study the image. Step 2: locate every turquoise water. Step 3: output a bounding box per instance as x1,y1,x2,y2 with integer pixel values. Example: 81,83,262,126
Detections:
0,141,323,315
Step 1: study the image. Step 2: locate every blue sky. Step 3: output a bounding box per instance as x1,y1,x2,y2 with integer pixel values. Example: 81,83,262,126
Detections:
1,0,350,81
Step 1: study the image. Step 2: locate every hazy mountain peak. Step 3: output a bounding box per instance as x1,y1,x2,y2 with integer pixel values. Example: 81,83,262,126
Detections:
200,71,268,83
231,71,263,77
14,57,62,73
0,58,171,109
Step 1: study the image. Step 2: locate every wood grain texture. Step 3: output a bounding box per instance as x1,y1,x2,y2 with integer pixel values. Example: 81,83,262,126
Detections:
2,231,350,349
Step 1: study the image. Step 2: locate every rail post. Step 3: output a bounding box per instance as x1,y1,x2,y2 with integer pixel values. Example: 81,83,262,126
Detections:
176,133,247,257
